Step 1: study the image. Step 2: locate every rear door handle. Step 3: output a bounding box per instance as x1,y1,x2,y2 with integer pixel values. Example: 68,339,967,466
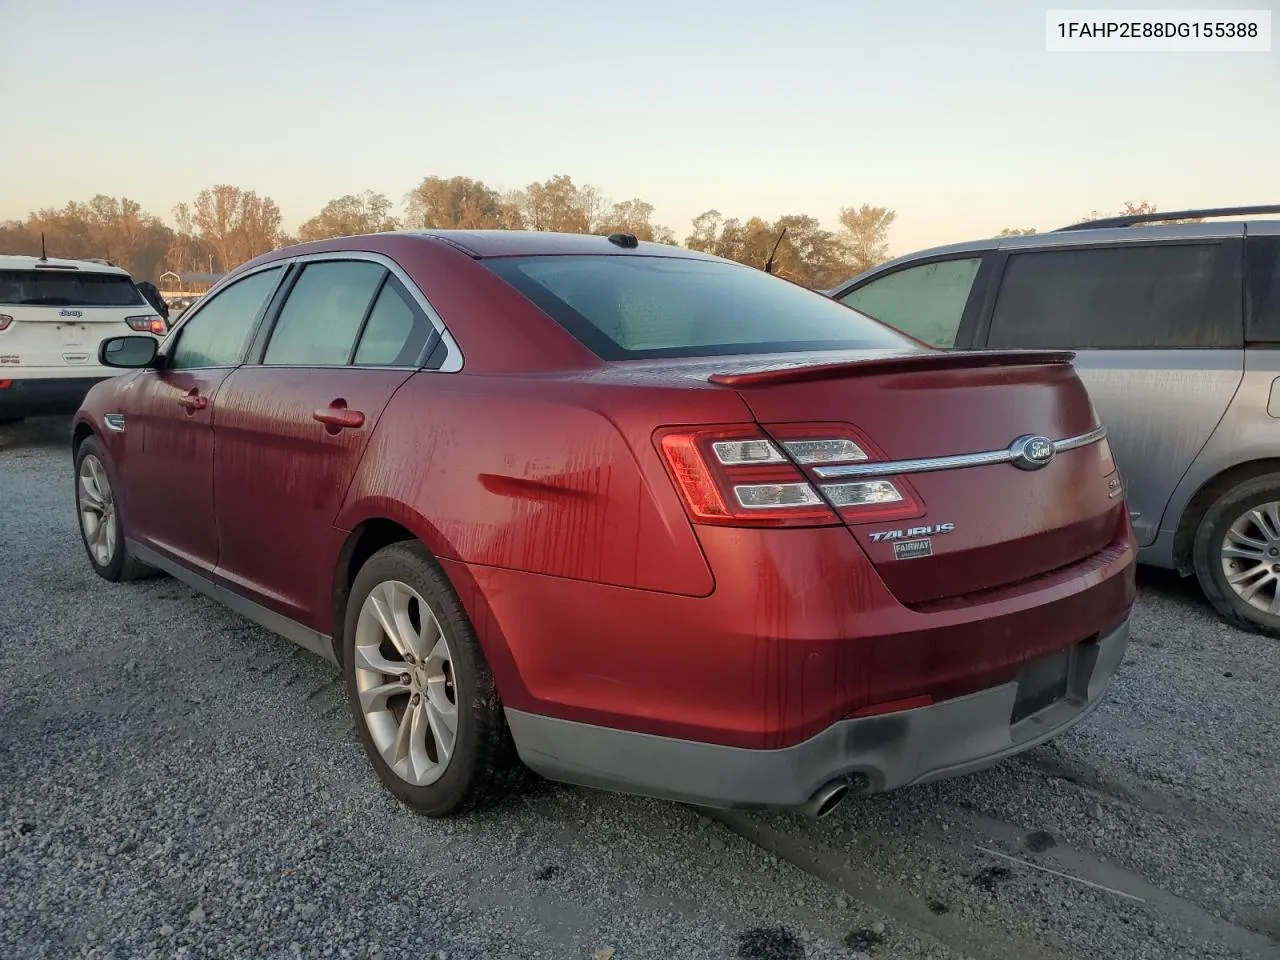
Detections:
177,390,207,411
313,399,365,433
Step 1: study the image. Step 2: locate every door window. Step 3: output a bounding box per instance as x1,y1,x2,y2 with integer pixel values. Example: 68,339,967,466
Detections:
169,267,284,369
353,275,436,367
263,260,386,366
1246,237,1280,342
837,258,982,348
987,243,1234,349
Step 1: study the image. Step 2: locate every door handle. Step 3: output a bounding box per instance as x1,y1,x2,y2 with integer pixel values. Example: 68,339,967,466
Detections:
313,399,365,433
177,390,207,411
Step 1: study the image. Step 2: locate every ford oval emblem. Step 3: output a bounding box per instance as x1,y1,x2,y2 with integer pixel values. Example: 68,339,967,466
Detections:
1009,434,1056,470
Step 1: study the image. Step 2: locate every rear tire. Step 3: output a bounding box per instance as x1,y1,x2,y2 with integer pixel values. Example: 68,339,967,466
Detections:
74,436,156,582
1193,473,1280,636
343,541,528,815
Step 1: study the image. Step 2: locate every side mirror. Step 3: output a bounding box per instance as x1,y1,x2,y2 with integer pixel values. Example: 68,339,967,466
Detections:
99,335,159,369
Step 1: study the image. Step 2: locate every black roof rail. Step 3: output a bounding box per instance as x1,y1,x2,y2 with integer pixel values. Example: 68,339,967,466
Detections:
1054,204,1280,232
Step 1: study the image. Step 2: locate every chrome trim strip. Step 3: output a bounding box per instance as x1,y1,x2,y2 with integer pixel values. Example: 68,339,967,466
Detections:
1052,425,1108,452
812,425,1108,480
103,413,126,432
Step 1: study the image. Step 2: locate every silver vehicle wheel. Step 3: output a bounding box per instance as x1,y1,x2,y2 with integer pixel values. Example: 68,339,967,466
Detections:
352,579,459,787
77,453,117,567
1219,501,1280,613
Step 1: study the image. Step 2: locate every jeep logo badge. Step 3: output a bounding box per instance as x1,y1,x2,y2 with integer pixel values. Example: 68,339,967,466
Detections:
1009,435,1056,471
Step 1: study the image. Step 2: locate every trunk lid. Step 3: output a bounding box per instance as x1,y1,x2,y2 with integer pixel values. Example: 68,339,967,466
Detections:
713,350,1125,606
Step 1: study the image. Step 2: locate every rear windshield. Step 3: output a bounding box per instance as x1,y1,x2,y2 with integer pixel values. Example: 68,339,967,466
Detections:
0,269,144,307
483,255,915,359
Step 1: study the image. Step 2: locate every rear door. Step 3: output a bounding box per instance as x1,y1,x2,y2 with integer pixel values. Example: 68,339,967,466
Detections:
0,266,157,372
831,253,993,349
212,254,441,628
973,234,1245,547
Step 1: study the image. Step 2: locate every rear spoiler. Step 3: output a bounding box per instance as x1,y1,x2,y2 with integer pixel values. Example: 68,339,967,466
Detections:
707,350,1076,387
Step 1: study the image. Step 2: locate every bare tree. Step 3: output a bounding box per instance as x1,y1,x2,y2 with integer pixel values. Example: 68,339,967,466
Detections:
405,176,510,230
189,185,285,270
838,205,896,274
299,191,399,242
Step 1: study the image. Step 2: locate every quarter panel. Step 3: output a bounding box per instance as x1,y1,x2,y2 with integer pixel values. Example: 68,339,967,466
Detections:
1066,349,1243,546
337,372,733,597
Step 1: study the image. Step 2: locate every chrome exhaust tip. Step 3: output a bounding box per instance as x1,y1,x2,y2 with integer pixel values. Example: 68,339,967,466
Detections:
802,781,850,819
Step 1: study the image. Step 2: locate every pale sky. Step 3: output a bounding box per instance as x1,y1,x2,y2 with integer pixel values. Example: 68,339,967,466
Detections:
1,0,1275,256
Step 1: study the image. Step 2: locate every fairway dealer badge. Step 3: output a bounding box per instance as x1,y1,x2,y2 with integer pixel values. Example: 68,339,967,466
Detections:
893,538,933,560
1009,434,1056,471
868,522,955,561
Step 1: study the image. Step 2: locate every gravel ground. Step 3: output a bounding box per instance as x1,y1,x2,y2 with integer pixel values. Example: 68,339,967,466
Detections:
1,417,1277,960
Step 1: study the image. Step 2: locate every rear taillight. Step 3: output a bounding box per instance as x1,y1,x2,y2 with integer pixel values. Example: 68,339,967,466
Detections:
0,314,12,331
765,422,924,523
657,427,836,526
655,423,924,528
125,315,166,335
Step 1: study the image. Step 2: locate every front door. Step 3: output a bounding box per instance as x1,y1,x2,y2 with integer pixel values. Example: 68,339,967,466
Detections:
212,258,438,627
125,265,287,574
976,237,1245,547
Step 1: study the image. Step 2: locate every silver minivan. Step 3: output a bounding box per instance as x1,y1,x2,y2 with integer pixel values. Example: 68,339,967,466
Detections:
828,205,1280,636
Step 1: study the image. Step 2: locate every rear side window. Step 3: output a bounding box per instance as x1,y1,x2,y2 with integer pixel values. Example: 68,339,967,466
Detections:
838,257,982,348
353,276,436,367
1246,237,1280,342
986,243,1231,349
170,267,283,369
0,270,144,307
483,255,914,360
263,260,386,366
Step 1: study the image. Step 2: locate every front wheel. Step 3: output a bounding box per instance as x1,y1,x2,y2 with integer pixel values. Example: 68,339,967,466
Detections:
74,436,154,582
343,541,528,815
1193,473,1280,636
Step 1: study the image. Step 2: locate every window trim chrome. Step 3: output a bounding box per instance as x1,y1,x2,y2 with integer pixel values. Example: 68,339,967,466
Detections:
256,250,463,373
811,425,1107,480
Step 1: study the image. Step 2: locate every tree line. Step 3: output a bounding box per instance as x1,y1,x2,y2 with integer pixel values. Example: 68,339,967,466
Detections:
0,177,1179,290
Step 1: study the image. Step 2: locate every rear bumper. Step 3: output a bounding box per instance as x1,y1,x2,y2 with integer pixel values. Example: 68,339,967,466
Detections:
0,375,111,417
506,618,1129,809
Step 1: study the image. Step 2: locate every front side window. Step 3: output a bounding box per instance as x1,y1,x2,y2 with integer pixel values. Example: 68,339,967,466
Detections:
0,270,145,307
838,257,982,348
169,267,283,370
483,255,915,360
987,243,1230,349
263,260,387,366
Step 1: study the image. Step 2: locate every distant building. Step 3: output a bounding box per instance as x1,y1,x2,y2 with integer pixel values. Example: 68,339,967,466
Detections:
159,270,225,295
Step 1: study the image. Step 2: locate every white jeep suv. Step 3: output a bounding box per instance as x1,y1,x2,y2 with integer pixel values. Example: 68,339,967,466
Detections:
0,255,167,422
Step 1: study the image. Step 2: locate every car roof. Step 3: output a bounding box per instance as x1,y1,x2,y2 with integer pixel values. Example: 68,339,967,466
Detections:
0,254,131,276
826,216,1280,294
404,229,724,261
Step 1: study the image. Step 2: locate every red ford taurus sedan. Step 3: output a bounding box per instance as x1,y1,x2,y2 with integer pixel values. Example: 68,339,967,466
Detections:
72,230,1135,817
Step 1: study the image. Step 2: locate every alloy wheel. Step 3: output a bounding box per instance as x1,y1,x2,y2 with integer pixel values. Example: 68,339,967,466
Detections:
352,580,459,786
78,454,117,567
1219,501,1280,613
